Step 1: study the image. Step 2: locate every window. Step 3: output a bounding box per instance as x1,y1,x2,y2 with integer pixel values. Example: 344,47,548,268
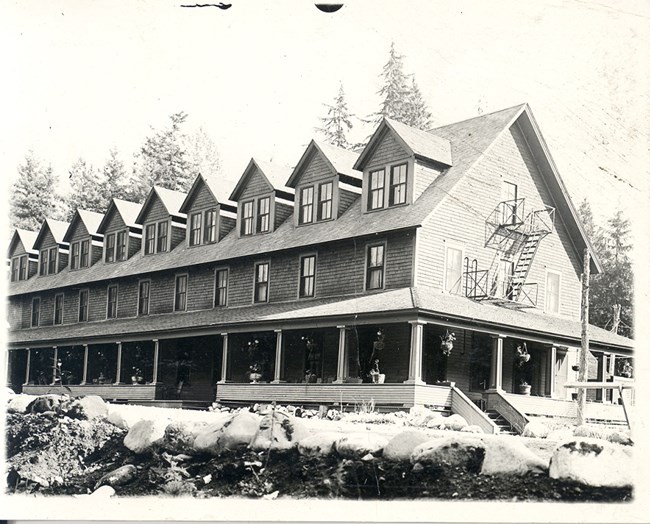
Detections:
174,275,188,311
71,242,80,269
444,246,463,294
105,233,115,262
54,294,64,325
545,271,561,314
214,269,228,307
257,197,271,233
78,289,89,322
138,281,150,315
39,250,48,276
497,259,514,299
318,182,333,221
203,209,217,244
254,262,269,303
48,247,57,274
501,181,519,225
241,201,254,236
107,285,118,319
19,256,27,280
116,231,127,261
80,240,89,268
10,258,18,282
156,221,168,252
389,164,407,206
299,187,314,224
31,297,40,327
368,169,385,210
189,213,202,246
144,224,156,255
299,255,316,298
366,244,385,290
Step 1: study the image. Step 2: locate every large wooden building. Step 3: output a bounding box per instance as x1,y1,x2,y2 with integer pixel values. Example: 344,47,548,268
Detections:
5,104,634,433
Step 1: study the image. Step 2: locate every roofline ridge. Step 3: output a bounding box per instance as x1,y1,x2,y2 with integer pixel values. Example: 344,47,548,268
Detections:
430,103,527,133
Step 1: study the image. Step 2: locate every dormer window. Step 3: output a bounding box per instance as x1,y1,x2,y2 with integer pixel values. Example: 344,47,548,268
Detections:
203,210,217,243
144,224,156,255
80,240,89,267
299,187,314,225
71,243,80,269
389,164,407,206
71,240,89,269
116,231,127,261
11,255,28,282
368,169,385,211
156,221,168,252
318,182,333,221
144,221,169,255
257,197,271,233
297,182,335,225
189,213,202,246
241,201,254,236
39,247,58,276
105,233,116,262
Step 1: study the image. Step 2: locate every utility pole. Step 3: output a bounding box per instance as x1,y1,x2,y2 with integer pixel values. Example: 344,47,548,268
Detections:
577,248,590,426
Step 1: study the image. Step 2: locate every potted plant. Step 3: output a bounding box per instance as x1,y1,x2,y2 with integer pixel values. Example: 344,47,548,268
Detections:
440,330,456,356
131,367,143,385
368,358,385,384
248,363,263,383
246,339,265,383
304,369,317,383
515,343,530,366
518,380,531,395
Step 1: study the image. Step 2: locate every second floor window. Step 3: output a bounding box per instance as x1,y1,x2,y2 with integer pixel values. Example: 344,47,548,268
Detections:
215,269,228,307
174,275,188,311
254,262,269,303
368,169,385,211
54,294,64,325
389,164,407,206
138,281,150,315
318,182,333,221
204,209,217,244
157,221,168,252
145,224,156,255
257,197,271,233
241,201,254,236
116,231,127,261
80,240,90,268
366,244,385,290
190,213,202,246
105,233,115,262
78,289,89,322
545,271,561,314
444,246,463,294
31,297,40,327
71,242,80,269
107,285,118,319
299,255,316,298
299,187,314,224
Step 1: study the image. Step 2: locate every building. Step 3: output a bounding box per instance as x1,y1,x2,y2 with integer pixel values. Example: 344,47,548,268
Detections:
5,104,634,432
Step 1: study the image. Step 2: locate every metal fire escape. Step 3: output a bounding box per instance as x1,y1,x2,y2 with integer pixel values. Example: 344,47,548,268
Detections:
464,198,555,308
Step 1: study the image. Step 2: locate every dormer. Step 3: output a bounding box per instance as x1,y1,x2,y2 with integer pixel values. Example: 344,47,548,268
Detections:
135,186,188,255
33,218,70,276
353,118,453,213
97,198,143,262
229,159,295,237
8,229,39,282
287,140,362,226
179,174,237,247
63,209,104,270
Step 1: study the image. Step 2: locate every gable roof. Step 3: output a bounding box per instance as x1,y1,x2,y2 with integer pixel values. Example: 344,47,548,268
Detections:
63,209,105,242
286,140,362,188
354,118,453,170
179,174,237,214
33,218,70,250
8,229,39,257
97,198,143,234
135,186,188,224
229,158,295,201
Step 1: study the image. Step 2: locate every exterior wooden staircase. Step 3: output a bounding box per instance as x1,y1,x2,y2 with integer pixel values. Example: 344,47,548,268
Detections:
485,409,519,435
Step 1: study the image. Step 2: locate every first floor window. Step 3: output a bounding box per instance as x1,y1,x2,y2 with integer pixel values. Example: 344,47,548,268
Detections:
368,169,385,210
366,244,385,290
145,224,156,255
54,294,64,325
80,240,90,268
174,275,188,311
215,269,228,307
78,289,89,322
116,230,127,261
299,255,316,298
71,242,80,269
254,262,269,303
545,272,561,314
19,256,27,280
107,285,118,319
138,281,150,315
257,197,271,233
389,163,407,206
48,247,57,274
39,249,48,276
189,212,202,246
105,233,115,262
204,209,217,244
31,297,40,327
241,201,254,235
299,186,314,224
318,182,333,221
445,246,463,294
157,221,168,252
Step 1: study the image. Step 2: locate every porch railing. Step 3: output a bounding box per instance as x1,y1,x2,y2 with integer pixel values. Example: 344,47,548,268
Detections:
450,385,499,434
484,390,530,434
22,383,163,401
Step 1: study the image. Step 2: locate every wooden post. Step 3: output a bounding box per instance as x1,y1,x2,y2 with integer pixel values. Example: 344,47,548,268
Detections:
489,335,504,391
404,320,425,384
546,345,557,397
334,326,347,384
81,344,89,385
152,339,160,383
24,348,31,385
272,329,283,383
114,342,122,385
218,333,228,384
577,248,590,425
52,346,58,384
611,304,621,334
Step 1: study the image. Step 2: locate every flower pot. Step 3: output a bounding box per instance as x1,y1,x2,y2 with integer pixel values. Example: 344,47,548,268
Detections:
249,372,262,384
518,384,531,395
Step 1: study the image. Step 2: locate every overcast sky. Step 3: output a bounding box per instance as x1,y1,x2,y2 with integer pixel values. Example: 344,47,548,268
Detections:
2,0,648,233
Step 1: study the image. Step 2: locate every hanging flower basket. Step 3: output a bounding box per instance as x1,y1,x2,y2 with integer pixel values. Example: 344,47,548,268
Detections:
440,331,456,356
373,329,385,351
516,343,530,366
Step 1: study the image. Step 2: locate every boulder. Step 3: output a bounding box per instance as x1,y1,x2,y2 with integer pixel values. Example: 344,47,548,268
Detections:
193,412,260,454
7,394,36,414
522,420,550,439
297,432,341,457
89,485,116,498
106,410,131,430
607,431,633,446
573,424,609,439
193,419,233,454
335,433,389,459
123,419,169,454
407,406,439,427
479,436,548,475
94,464,137,490
163,420,208,454
546,428,574,441
411,437,485,472
549,438,633,487
68,396,108,420
383,430,430,461
440,414,468,431
249,411,310,451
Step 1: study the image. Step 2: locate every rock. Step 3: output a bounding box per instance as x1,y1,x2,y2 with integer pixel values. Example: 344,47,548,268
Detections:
27,394,70,414
7,394,36,414
411,437,485,472
607,431,633,446
335,433,389,459
106,410,130,430
407,406,439,427
90,485,116,497
522,420,550,439
460,425,484,434
194,412,260,454
573,424,609,439
546,428,574,441
479,436,548,475
440,414,468,431
297,432,341,457
549,438,633,487
68,396,108,420
94,465,138,490
193,419,233,454
163,420,208,454
123,419,168,453
249,411,310,451
383,430,431,461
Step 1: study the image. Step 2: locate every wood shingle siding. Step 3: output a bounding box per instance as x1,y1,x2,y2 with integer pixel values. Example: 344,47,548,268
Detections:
144,196,170,223
171,225,185,250
188,266,215,311
239,166,272,200
186,181,215,211
103,207,127,234
128,235,141,258
274,201,293,230
413,162,442,202
364,128,410,169
299,151,332,186
338,188,358,216
219,216,236,240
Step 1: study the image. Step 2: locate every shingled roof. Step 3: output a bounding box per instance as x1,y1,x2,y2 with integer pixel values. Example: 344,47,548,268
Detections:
135,186,188,224
8,229,38,257
33,218,70,250
63,209,105,242
286,140,362,188
179,173,237,214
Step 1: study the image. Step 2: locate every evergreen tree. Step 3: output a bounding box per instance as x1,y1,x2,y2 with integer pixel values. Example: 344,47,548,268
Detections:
374,43,410,125
65,158,109,219
100,148,132,202
316,83,354,149
10,152,60,231
404,77,432,131
184,127,221,180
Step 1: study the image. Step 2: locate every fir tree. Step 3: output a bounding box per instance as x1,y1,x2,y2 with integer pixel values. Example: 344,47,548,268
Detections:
65,158,109,219
100,148,132,202
404,77,432,130
184,126,221,180
316,83,354,149
10,152,60,231
374,42,410,125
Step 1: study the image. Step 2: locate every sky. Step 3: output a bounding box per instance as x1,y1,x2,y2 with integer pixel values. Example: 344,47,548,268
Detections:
1,0,648,232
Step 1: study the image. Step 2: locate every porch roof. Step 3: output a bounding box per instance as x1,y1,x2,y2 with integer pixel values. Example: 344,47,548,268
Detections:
8,286,633,352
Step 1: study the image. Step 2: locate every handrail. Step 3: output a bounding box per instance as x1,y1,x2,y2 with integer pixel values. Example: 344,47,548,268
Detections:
451,385,499,434
484,390,530,434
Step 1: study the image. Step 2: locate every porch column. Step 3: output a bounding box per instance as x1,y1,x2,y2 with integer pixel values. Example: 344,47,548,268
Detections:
333,325,348,384
272,329,284,383
599,352,608,402
24,348,31,385
81,344,89,385
404,320,425,385
488,335,504,391
152,339,160,383
545,345,557,397
52,346,58,384
114,342,122,384
218,333,228,384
